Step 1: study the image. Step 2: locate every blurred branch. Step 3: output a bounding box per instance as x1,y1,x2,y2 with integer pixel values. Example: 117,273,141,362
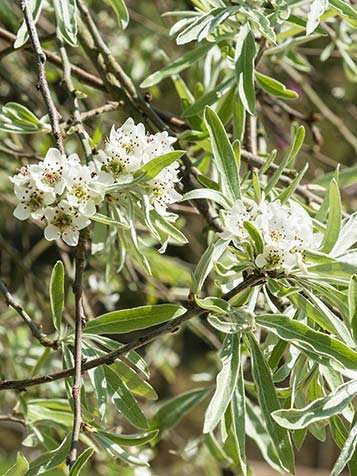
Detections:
282,62,357,154
0,271,267,391
0,414,26,426
0,280,58,349
20,0,64,153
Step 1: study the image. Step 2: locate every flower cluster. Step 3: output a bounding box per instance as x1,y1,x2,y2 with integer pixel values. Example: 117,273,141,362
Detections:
220,198,315,271
10,119,182,246
10,148,113,246
96,118,181,214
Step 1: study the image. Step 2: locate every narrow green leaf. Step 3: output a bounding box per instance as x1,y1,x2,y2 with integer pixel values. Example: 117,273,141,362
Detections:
321,179,342,253
93,432,148,466
247,333,295,474
204,106,241,201
3,453,29,476
245,400,283,473
191,238,229,294
278,163,309,203
84,304,186,335
49,261,64,332
234,24,257,115
141,42,213,88
331,420,357,476
14,0,44,48
272,380,357,430
97,429,158,446
243,221,264,255
104,366,149,430
331,212,357,257
330,0,357,20
53,0,78,47
181,188,232,209
106,0,129,29
69,448,94,476
183,77,234,117
26,434,71,476
256,314,357,371
204,433,233,466
349,275,357,343
137,151,184,181
265,126,305,195
256,72,299,99
151,388,208,438
203,334,241,433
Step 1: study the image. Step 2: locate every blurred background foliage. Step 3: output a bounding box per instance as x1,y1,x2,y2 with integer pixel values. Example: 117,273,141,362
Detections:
0,0,356,474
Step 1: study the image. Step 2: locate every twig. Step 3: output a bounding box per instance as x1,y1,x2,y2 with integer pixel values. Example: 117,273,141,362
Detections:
0,27,106,91
0,272,266,391
77,0,167,132
282,62,357,154
0,414,26,426
58,38,93,162
0,280,57,349
67,232,87,467
20,0,64,153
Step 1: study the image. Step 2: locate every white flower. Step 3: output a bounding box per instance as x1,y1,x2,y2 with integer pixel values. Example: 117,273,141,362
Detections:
147,162,181,214
44,200,91,246
219,199,259,241
13,179,55,220
100,118,147,181
255,244,297,270
144,131,177,161
64,162,113,216
9,165,33,188
29,148,73,195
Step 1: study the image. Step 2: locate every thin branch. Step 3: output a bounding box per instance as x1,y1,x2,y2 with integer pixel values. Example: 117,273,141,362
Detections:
20,0,64,153
0,27,106,91
58,38,93,162
0,414,26,426
0,272,266,391
67,232,87,467
282,62,357,154
0,280,57,349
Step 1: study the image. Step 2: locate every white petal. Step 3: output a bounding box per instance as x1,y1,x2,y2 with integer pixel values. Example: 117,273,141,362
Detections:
44,148,62,166
31,208,46,219
13,203,30,220
43,191,56,204
255,254,267,268
74,215,91,230
44,207,56,220
82,200,96,217
62,230,79,246
97,171,114,186
44,224,60,241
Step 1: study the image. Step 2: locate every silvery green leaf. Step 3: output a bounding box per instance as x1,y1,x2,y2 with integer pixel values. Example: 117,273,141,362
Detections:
53,0,78,47
203,333,241,433
14,0,44,48
306,0,329,35
234,24,257,115
272,380,357,430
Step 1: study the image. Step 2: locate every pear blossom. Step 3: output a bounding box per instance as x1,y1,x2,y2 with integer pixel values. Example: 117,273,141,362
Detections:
220,197,315,271
147,162,181,214
64,162,113,216
144,131,177,161
99,118,147,182
219,199,259,241
13,180,56,220
30,148,73,195
44,200,91,246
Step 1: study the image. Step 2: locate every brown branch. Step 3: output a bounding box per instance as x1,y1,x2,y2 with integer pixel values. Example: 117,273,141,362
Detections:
0,414,26,426
58,38,93,162
67,232,87,467
0,27,106,91
0,272,266,391
0,280,57,349
20,0,64,153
